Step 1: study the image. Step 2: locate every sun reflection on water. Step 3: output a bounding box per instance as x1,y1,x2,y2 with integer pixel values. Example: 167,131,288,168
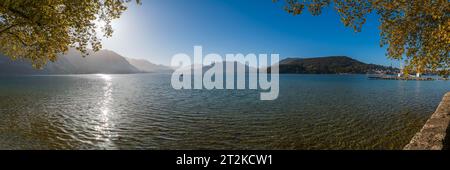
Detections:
94,74,117,148
97,74,112,81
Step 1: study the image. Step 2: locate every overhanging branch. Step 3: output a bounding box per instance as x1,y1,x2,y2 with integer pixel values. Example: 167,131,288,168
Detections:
0,24,17,34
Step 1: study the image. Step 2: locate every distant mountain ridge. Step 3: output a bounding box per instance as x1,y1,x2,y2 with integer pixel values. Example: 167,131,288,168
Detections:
0,49,172,74
0,54,397,75
176,61,258,75
269,56,399,74
126,58,172,73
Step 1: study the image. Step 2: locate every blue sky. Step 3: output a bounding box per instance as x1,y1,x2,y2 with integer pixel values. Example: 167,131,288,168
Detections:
101,0,399,67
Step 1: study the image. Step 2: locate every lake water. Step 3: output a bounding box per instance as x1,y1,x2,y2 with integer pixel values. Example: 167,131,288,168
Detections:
0,74,449,149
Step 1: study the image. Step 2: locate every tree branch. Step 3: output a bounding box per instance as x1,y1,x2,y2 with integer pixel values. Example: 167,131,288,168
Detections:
6,31,31,47
0,24,17,34
7,7,43,27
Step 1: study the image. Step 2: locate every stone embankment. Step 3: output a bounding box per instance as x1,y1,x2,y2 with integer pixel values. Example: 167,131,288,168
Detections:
404,92,450,150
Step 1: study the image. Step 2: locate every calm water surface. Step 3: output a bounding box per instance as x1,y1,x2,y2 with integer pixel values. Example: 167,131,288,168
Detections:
0,74,449,149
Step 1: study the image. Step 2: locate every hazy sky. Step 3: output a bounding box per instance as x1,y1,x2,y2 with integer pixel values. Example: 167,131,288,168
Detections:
101,0,398,67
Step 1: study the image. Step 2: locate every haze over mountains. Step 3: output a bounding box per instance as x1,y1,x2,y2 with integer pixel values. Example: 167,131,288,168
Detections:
0,49,172,74
126,58,173,73
1,51,399,75
177,61,258,75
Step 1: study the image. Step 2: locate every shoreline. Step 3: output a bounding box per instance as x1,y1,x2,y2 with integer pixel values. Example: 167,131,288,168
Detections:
404,92,450,150
369,75,449,81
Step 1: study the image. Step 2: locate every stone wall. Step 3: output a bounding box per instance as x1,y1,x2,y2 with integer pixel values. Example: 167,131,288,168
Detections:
404,92,450,150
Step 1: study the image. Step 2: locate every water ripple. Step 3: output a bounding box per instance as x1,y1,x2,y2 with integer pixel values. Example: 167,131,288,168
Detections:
0,74,448,149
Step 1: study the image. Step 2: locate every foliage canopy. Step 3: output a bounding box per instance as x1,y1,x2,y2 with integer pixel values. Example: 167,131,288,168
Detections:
0,0,139,68
275,0,449,75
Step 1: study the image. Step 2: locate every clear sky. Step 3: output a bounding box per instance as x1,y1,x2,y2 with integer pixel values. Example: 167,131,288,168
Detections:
101,0,399,67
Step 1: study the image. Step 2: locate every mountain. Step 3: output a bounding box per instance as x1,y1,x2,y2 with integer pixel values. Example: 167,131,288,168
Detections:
269,56,399,74
126,58,172,73
176,61,258,75
0,49,150,74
